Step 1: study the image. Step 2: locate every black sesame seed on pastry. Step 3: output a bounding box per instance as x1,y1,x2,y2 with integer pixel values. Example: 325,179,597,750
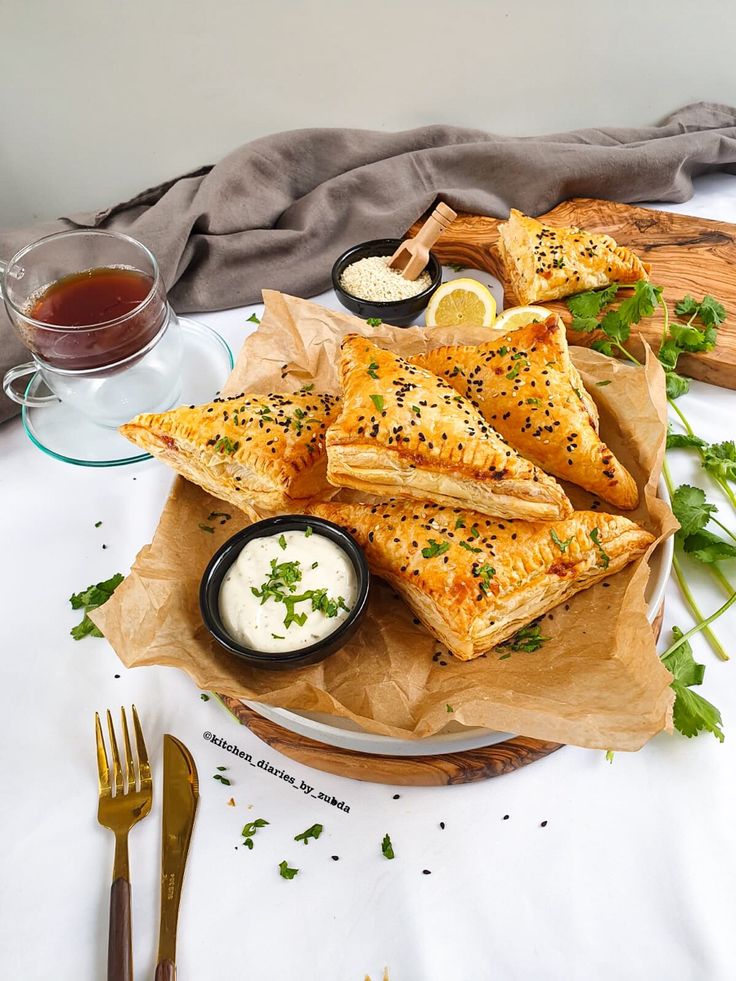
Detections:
119,392,341,517
309,499,655,660
413,314,638,510
326,335,572,522
497,209,648,305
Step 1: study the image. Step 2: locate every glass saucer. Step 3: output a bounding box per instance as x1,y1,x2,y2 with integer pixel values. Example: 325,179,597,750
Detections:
22,317,234,467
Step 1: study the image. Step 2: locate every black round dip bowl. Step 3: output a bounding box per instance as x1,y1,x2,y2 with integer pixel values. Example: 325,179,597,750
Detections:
332,238,443,327
199,515,370,670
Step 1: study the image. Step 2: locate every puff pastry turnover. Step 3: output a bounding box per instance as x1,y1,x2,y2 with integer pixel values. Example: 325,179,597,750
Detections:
120,392,341,516
413,315,638,509
326,335,573,521
497,209,648,305
309,499,654,660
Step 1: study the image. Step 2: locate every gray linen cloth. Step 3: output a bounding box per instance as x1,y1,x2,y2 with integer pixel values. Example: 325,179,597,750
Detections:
2,101,736,424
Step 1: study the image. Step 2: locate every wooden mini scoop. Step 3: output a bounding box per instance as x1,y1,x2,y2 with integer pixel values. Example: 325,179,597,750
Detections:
388,201,457,280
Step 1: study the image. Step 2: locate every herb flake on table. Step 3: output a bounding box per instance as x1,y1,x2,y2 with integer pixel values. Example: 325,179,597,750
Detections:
294,823,323,845
241,818,269,850
69,573,124,640
246,312,261,324
213,773,231,785
94,520,102,528
381,834,395,860
279,860,299,879
200,693,210,701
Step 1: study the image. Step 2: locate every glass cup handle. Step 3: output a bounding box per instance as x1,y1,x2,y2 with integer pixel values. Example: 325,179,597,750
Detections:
3,363,60,407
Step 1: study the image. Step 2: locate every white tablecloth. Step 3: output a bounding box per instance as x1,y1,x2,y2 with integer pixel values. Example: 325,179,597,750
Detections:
2,175,736,981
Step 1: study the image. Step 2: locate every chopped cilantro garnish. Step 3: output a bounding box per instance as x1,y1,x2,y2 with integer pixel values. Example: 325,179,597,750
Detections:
246,312,261,324
278,533,287,550
381,834,395,860
459,541,482,554
422,539,450,559
198,523,215,533
367,361,379,379
295,823,323,845
366,317,382,327
279,860,299,879
304,525,313,537
454,517,466,530
589,527,610,569
550,529,574,553
214,436,239,455
213,774,231,785
498,619,547,654
370,394,385,412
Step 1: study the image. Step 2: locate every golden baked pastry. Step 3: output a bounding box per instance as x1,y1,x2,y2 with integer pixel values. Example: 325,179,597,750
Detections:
326,335,573,521
413,315,638,509
120,392,341,516
309,499,654,660
497,209,648,305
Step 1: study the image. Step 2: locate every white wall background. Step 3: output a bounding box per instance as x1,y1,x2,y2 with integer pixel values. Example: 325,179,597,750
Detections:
2,0,736,227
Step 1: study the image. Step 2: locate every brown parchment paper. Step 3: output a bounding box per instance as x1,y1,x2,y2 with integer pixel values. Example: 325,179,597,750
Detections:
93,291,678,751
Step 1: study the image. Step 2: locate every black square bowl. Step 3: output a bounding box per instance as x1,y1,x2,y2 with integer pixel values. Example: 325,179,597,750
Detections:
199,514,370,670
331,238,443,327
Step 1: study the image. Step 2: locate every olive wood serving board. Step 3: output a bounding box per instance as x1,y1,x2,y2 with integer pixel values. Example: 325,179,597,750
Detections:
214,607,663,787
408,198,736,390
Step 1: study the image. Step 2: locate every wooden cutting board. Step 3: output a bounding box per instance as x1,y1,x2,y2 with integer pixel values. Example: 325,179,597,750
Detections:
408,198,736,390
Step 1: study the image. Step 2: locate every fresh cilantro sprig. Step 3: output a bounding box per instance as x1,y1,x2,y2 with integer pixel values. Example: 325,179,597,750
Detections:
661,628,725,742
69,573,124,640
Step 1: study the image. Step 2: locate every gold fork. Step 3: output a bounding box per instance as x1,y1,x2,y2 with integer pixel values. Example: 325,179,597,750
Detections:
95,706,153,981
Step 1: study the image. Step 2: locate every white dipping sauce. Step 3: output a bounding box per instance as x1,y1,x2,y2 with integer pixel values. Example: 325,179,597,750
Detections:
218,529,357,653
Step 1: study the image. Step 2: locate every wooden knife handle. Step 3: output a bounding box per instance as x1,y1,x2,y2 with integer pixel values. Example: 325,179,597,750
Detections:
108,878,133,981
155,959,176,981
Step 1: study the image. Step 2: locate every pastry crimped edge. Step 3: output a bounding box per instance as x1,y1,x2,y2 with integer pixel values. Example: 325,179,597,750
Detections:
326,334,574,522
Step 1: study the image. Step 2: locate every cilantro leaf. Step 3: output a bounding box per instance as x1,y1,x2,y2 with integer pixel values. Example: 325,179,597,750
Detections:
702,441,736,483
367,362,379,379
381,834,395,860
682,529,736,564
278,533,287,550
69,573,124,640
599,309,629,344
671,484,718,539
459,541,482,554
370,394,384,412
550,529,574,552
665,371,690,400
616,280,663,326
454,517,466,530
566,283,620,319
569,316,600,334
278,861,299,879
662,627,724,741
674,295,699,317
591,337,614,357
294,823,323,845
498,618,546,653
666,432,706,451
698,295,726,327
668,321,717,353
422,539,450,559
589,527,610,569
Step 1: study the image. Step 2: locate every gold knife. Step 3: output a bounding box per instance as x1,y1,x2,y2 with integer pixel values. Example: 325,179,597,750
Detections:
154,735,199,981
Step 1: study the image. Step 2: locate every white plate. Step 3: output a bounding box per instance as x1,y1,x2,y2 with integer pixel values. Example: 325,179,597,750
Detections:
246,479,674,756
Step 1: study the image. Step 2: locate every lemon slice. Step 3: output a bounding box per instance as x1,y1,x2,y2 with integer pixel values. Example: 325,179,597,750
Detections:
493,305,551,333
425,278,496,328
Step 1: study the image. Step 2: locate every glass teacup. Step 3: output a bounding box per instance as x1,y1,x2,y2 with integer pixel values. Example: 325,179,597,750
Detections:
1,229,182,428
